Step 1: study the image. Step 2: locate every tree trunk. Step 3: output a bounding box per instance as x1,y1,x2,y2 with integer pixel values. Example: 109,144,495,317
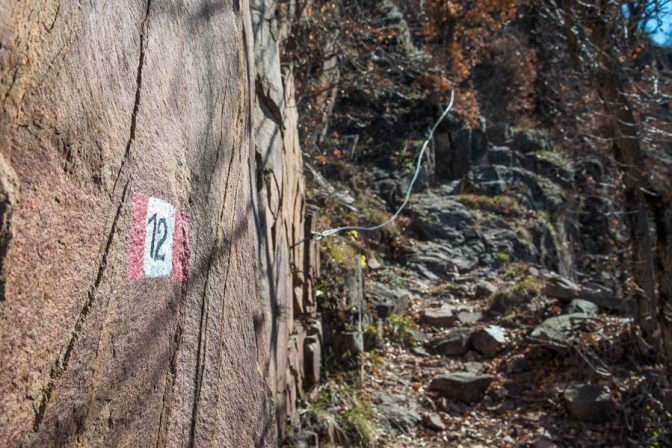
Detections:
595,68,660,349
559,0,668,363
649,194,672,365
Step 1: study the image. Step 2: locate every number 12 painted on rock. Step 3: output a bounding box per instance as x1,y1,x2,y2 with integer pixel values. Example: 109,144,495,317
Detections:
127,192,190,281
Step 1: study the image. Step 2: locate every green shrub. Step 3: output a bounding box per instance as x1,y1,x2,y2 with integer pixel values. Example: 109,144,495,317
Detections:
321,237,357,268
537,150,573,170
375,266,408,289
386,313,417,347
300,378,378,447
458,194,523,217
490,277,541,311
495,251,511,264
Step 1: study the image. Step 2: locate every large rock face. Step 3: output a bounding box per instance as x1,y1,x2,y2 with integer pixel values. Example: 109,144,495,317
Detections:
0,0,313,446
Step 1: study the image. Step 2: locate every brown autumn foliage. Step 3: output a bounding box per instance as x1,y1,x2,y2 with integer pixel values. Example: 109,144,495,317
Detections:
421,0,530,125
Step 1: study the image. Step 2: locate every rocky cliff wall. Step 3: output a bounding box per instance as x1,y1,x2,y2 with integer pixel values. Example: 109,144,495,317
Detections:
0,0,314,445
251,0,321,439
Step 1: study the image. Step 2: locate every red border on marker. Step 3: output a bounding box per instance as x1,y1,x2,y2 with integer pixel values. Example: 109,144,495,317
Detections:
128,192,191,282
128,192,148,279
171,209,190,282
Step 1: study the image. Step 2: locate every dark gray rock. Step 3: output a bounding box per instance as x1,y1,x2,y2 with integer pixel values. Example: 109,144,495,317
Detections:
429,328,473,356
305,162,357,209
376,395,422,432
482,227,535,262
466,163,504,185
530,313,593,344
412,346,431,357
486,123,512,146
423,413,446,431
579,282,624,311
531,221,562,273
367,281,411,317
447,283,471,297
487,146,515,166
428,372,495,402
405,165,569,279
456,311,484,325
520,152,574,187
409,241,480,276
384,405,422,432
508,356,532,373
412,262,441,281
442,180,463,195
442,128,488,180
384,10,403,22
563,384,616,423
462,162,566,214
563,299,598,316
469,129,489,164
367,282,411,304
433,202,476,229
410,196,475,240
449,255,480,273
507,167,565,211
504,380,530,397
544,278,623,311
466,165,508,195
511,131,551,154
422,199,476,229
406,328,427,345
463,361,485,373
543,276,581,301
471,326,507,357
405,187,535,277
332,331,363,356
423,307,456,327
474,281,497,299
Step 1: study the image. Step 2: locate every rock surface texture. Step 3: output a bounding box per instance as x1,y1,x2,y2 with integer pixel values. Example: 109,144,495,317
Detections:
428,372,495,402
251,0,322,437
0,0,315,446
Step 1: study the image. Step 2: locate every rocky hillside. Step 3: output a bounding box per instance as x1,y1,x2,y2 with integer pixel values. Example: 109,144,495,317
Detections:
293,121,645,446
285,1,672,447
0,0,669,446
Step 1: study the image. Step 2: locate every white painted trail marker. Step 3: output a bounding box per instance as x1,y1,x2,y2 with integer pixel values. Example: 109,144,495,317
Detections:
128,192,190,281
143,197,176,277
